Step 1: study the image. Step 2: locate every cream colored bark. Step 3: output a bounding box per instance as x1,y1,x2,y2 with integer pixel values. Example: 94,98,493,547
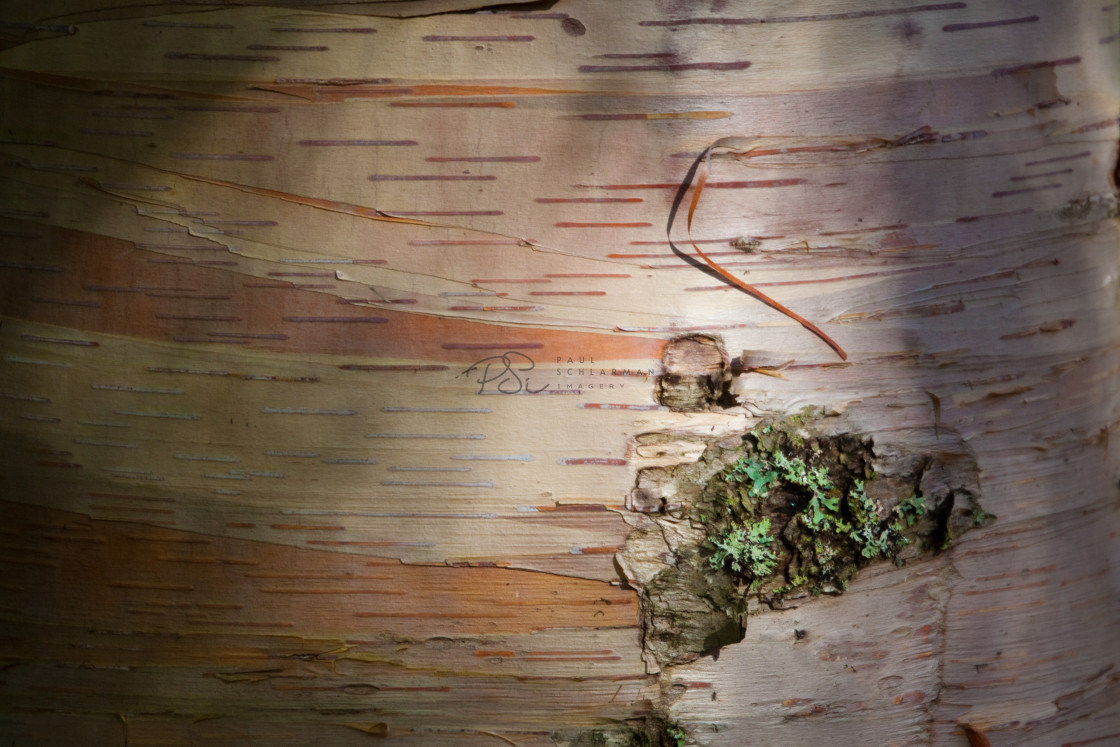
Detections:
0,0,1117,744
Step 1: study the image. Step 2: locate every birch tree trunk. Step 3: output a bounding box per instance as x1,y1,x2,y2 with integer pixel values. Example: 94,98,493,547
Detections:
1,0,1117,745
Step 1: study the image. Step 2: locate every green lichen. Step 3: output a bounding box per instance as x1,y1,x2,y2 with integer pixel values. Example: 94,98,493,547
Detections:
772,449,842,532
897,493,928,527
556,718,688,747
708,517,779,580
626,409,988,669
725,455,780,498
695,419,941,602
848,481,927,559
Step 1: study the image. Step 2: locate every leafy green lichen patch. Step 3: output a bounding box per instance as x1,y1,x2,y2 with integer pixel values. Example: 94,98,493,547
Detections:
630,412,988,668
700,425,936,601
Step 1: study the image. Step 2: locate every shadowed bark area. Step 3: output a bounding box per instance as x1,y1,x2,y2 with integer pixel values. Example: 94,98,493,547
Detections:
0,1,1117,745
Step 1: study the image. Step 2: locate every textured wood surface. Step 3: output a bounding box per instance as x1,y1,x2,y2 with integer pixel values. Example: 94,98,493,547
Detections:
1,0,1118,744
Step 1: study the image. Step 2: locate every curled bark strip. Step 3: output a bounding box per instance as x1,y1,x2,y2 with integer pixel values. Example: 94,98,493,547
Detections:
669,137,848,361
961,724,991,747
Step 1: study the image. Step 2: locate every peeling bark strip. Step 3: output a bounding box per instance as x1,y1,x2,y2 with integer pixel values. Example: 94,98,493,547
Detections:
668,139,849,361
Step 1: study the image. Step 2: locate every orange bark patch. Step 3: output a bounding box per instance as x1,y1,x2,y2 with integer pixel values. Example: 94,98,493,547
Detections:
0,499,638,638
0,218,662,365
